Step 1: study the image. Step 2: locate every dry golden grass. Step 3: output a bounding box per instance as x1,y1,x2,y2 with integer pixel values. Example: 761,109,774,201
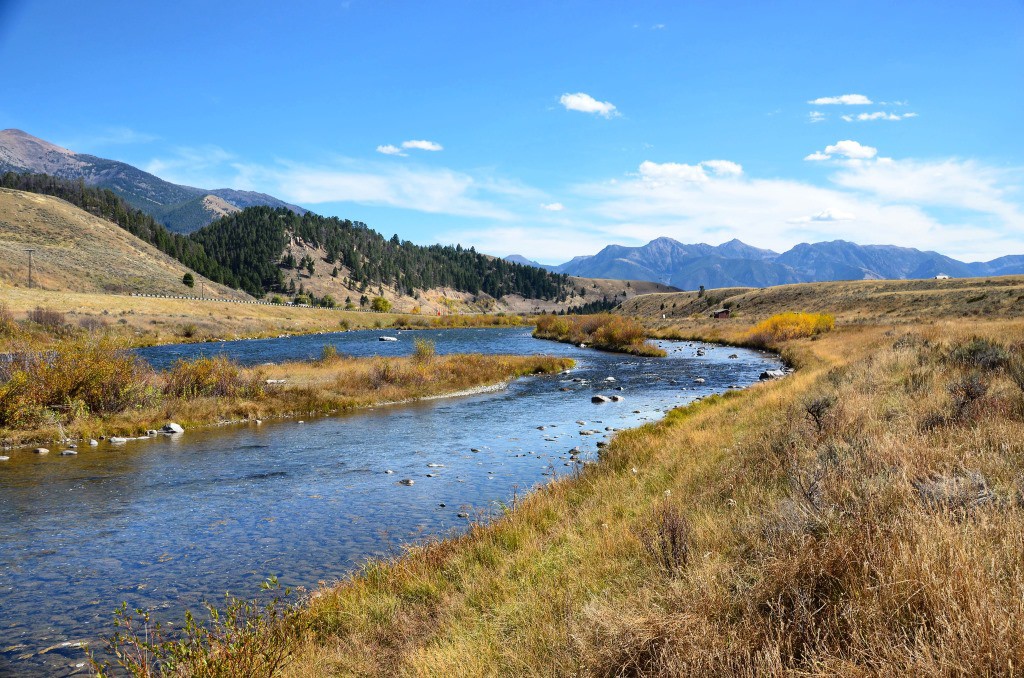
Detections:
0,188,246,299
626,275,1024,331
0,285,504,348
262,316,1024,677
0,340,572,447
534,313,667,356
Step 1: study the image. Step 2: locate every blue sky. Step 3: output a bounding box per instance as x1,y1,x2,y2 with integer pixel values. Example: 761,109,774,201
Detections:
1,0,1022,262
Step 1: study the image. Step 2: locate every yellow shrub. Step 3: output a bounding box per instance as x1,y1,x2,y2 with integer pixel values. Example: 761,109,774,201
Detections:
743,312,835,347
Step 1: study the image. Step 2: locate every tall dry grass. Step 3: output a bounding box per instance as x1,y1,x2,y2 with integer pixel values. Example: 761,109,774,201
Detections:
534,313,666,356
263,319,1024,677
0,337,571,447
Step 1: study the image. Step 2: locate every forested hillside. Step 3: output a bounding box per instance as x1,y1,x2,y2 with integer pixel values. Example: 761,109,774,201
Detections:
195,206,570,300
1,173,571,302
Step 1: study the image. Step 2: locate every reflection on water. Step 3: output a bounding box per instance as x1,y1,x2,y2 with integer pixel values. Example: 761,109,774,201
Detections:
0,328,779,675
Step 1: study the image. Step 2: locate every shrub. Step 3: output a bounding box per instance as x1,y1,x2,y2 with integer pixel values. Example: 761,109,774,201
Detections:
369,359,402,387
89,577,297,677
534,314,665,356
638,501,691,574
163,356,265,399
948,337,1009,370
318,345,342,365
413,338,436,364
371,296,392,313
0,336,158,429
742,312,835,347
0,303,18,336
179,323,198,339
27,306,66,330
78,316,110,332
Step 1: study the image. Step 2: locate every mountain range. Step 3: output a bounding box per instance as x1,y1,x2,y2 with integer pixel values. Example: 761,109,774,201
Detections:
508,237,1024,290
0,129,305,233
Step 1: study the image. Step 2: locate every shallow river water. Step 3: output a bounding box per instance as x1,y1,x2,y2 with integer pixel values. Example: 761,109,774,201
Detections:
0,328,779,675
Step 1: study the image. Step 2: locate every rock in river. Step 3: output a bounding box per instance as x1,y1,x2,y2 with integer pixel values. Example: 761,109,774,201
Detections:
398,478,415,486
162,422,185,434
591,395,611,403
33,448,49,454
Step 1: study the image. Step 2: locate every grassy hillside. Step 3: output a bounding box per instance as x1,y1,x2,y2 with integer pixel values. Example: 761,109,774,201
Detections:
622,275,1024,331
0,189,244,299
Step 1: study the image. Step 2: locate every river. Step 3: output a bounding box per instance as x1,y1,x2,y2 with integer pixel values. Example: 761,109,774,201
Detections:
0,328,779,675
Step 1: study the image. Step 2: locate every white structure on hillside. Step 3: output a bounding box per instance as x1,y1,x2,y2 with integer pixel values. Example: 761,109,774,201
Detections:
934,273,951,280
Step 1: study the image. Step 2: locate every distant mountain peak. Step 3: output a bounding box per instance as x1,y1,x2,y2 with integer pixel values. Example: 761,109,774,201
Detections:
550,235,1020,289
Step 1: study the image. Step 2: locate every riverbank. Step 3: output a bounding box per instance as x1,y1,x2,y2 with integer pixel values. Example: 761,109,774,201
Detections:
533,313,667,356
0,287,528,351
90,312,1024,675
263,317,1024,675
0,339,573,448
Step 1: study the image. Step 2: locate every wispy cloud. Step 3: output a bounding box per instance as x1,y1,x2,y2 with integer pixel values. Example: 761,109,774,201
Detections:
376,144,406,156
144,145,238,187
841,111,919,122
808,94,873,105
60,126,158,152
541,202,565,211
788,208,856,223
808,111,826,123
559,92,620,118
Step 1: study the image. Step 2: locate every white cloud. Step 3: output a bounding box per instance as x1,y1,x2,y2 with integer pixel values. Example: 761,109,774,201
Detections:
541,202,565,211
638,159,743,185
702,159,743,177
559,92,620,118
844,111,919,122
651,23,665,29
808,94,873,105
639,160,708,184
401,139,444,152
560,157,1020,260
809,111,826,123
831,158,1022,222
805,140,878,162
376,144,406,156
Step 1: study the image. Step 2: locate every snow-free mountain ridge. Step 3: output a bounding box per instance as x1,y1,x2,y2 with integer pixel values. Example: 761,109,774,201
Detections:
0,129,305,233
506,237,1024,290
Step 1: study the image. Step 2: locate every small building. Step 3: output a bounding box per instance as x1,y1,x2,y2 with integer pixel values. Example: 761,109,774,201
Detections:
711,308,731,319
934,273,951,280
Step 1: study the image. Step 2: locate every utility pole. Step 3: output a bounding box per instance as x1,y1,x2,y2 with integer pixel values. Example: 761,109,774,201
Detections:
201,281,205,299
25,249,35,289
